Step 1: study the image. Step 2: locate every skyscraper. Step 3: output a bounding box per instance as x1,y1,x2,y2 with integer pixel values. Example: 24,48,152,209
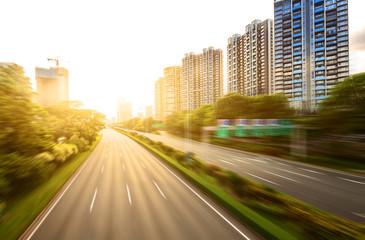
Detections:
227,19,274,96
154,66,181,121
273,0,349,110
181,47,223,110
35,66,69,106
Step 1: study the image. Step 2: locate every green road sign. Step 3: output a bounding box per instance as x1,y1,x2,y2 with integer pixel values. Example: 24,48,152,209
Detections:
216,126,229,138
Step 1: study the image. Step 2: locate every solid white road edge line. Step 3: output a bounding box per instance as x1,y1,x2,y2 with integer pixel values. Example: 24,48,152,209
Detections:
126,184,132,205
90,188,98,213
339,177,365,185
101,165,104,174
151,155,251,240
352,212,365,218
153,180,167,200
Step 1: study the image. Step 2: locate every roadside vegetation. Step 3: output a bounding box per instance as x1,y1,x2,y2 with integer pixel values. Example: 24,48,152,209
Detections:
116,73,365,173
0,64,105,238
117,129,365,240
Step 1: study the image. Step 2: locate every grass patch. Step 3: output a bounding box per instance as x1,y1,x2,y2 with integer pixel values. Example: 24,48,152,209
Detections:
0,135,102,240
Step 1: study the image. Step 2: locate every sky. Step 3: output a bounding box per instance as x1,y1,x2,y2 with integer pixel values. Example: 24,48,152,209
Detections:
1,0,365,119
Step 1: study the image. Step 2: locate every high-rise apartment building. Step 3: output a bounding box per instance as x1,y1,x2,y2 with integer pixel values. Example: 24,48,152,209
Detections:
227,19,274,96
117,97,133,123
181,47,223,110
273,0,349,110
154,66,181,121
35,67,69,106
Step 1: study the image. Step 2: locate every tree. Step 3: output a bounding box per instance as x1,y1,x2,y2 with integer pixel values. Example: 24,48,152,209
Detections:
250,93,293,119
0,64,53,156
317,73,365,135
189,104,215,133
46,101,106,142
165,111,186,135
214,92,253,119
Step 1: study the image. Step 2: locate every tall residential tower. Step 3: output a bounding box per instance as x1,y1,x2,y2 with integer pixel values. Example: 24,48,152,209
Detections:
154,66,181,121
227,19,274,96
273,0,349,110
181,47,223,110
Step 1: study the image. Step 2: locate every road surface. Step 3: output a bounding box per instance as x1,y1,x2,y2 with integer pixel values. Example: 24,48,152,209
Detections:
126,129,365,223
22,129,261,240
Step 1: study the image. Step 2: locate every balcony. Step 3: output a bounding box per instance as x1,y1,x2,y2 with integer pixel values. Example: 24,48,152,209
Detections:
315,67,325,71
314,7,324,13
293,70,302,74
315,17,324,23
315,57,325,61
315,86,326,90
315,47,325,51
315,37,325,42
315,76,325,81
293,51,302,56
293,79,303,83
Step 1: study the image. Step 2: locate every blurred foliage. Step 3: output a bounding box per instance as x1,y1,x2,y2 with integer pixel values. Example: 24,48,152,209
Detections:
46,101,105,143
164,93,293,135
215,92,293,120
118,116,161,134
0,64,105,202
0,64,54,156
316,72,365,135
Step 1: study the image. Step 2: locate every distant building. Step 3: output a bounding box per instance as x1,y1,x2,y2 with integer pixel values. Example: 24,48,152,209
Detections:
35,66,69,106
154,66,181,121
181,47,223,110
227,19,274,96
145,105,153,118
117,97,133,123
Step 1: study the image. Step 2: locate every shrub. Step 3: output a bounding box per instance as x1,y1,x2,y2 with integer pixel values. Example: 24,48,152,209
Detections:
0,177,10,201
214,171,230,185
52,143,78,163
174,152,186,164
203,162,221,175
66,134,90,152
227,171,251,197
33,152,55,163
0,153,50,191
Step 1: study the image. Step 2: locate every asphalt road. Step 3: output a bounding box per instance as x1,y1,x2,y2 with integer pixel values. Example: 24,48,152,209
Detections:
127,129,365,223
21,129,261,240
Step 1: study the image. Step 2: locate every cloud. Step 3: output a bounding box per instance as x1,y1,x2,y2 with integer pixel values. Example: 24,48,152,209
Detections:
350,27,365,52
